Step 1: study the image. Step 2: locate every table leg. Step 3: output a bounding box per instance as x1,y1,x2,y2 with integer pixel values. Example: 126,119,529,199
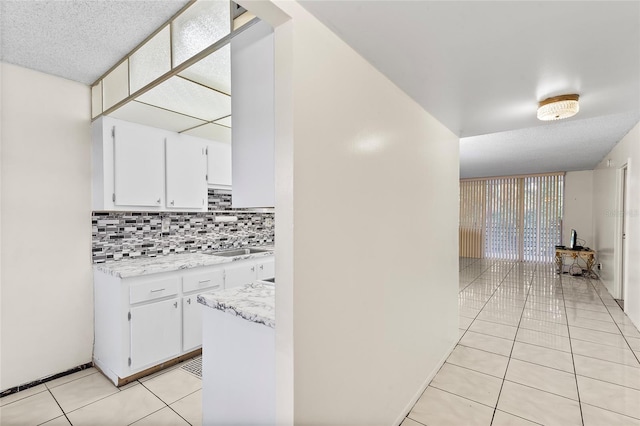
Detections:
555,251,563,274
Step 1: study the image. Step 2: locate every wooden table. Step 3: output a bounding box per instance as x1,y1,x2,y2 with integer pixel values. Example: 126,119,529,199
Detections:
555,248,596,275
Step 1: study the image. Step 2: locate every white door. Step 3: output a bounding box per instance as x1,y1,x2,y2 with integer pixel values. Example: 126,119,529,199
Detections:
620,165,628,303
166,136,207,209
256,258,275,279
130,298,181,370
182,295,203,352
225,263,256,288
113,123,165,207
207,142,232,186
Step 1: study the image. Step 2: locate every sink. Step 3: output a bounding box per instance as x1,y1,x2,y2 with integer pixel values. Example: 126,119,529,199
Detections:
210,248,273,257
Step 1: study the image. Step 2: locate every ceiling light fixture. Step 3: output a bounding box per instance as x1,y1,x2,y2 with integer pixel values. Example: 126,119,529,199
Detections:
537,94,580,121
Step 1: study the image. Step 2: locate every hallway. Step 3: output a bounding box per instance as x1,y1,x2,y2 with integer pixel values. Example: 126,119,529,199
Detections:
404,258,640,425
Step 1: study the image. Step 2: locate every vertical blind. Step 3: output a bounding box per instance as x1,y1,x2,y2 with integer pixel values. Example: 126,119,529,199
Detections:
460,173,564,262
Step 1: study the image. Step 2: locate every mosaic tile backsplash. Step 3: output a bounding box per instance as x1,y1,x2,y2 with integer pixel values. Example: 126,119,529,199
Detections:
92,189,274,263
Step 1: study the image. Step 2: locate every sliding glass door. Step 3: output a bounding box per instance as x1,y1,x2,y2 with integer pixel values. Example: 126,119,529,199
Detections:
460,173,563,262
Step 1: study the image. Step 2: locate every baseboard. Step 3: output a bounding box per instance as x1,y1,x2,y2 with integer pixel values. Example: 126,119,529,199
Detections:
392,338,458,426
0,362,93,398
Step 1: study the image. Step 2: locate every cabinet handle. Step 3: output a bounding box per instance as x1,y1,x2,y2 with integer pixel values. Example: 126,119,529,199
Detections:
260,265,264,270
198,279,211,284
174,301,178,308
251,266,255,272
150,288,165,293
157,198,161,204
170,200,175,206
187,298,191,304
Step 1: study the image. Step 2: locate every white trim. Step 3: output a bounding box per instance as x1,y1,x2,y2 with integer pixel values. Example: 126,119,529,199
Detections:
392,339,458,426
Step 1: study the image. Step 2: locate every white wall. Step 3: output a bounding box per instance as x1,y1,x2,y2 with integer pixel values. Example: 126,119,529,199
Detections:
593,122,640,328
0,63,93,390
255,2,460,424
563,171,594,247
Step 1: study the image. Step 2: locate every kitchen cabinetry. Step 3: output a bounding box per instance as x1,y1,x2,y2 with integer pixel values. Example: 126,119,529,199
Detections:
181,268,224,352
113,123,165,208
206,141,232,188
231,20,274,208
93,254,273,385
256,258,275,279
224,257,275,288
92,116,227,212
166,135,207,209
130,298,181,370
94,266,221,385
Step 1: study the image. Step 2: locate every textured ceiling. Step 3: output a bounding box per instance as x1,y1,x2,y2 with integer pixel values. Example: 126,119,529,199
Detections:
0,0,190,84
301,1,640,177
460,111,640,179
2,1,639,178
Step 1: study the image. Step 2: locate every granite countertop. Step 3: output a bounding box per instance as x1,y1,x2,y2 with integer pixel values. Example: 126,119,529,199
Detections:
94,248,274,278
198,282,275,328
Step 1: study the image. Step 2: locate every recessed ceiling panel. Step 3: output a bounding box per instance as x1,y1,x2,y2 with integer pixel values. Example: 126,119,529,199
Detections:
136,76,231,121
91,82,103,119
214,116,232,127
182,123,231,143
459,112,640,178
102,60,129,110
130,26,171,93
179,44,231,94
172,0,231,67
108,100,206,133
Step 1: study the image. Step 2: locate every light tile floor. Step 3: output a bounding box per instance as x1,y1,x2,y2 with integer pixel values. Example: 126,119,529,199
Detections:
404,258,640,426
0,361,202,426
2,259,639,425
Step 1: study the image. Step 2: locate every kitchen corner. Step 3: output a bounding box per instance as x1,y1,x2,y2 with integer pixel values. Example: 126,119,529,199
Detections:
198,282,276,424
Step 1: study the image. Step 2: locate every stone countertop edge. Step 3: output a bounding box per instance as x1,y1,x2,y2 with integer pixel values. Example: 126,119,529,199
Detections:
197,283,275,328
93,249,274,279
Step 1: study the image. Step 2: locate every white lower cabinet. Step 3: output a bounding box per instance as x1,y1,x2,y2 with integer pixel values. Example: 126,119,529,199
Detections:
256,258,275,279
94,255,274,385
225,262,258,288
225,257,276,288
130,298,181,370
182,294,203,352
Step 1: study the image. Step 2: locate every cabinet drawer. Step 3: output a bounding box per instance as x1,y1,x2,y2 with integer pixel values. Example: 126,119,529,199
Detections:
182,269,224,293
130,277,179,304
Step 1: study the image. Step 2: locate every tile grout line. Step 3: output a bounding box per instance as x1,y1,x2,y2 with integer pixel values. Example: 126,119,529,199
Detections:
457,259,506,342
586,277,640,364
137,380,196,426
403,258,502,425
561,272,585,426
484,261,528,426
42,388,73,426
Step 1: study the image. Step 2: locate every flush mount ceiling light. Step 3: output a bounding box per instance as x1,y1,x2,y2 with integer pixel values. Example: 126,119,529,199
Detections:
537,94,580,121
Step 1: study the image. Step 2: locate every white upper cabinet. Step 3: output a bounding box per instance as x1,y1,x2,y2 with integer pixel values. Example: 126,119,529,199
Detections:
206,141,232,187
231,20,275,208
92,116,216,212
166,135,207,210
113,121,165,208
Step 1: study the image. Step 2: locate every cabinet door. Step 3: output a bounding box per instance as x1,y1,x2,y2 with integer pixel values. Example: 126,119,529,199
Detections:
224,263,257,288
130,298,181,370
166,136,207,209
182,295,202,352
207,141,232,187
256,258,275,279
231,20,274,208
113,122,165,207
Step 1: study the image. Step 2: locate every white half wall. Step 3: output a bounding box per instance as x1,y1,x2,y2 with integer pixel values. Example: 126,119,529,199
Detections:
593,122,640,328
0,63,93,390
259,2,460,424
563,171,594,248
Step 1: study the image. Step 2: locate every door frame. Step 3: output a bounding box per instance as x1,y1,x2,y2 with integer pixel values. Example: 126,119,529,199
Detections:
616,161,630,305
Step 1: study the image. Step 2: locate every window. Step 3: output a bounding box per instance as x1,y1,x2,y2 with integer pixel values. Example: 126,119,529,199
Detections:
460,173,564,262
